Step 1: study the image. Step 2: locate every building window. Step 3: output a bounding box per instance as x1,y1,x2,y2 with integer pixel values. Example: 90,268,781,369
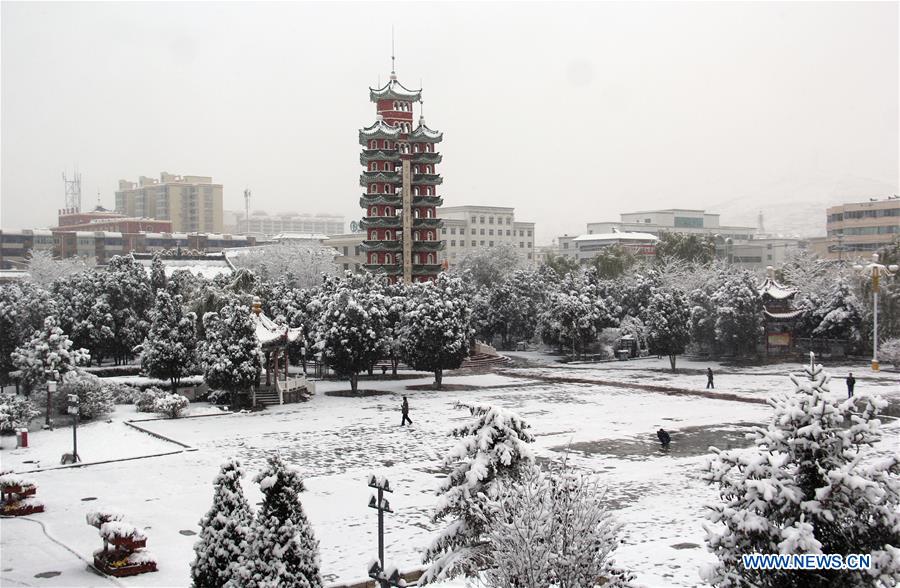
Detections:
527,242,532,248
489,229,494,236
489,217,494,224
471,216,476,223
471,229,476,235
527,230,532,237
442,228,447,235
450,228,456,235
343,246,348,256
520,242,525,248
528,253,532,260
471,240,476,246
480,216,485,223
506,230,511,236
480,229,485,235
480,240,485,246
489,241,494,247
506,217,511,225
451,240,456,246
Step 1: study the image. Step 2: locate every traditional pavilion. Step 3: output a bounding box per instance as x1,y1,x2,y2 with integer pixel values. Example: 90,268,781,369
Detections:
250,297,309,406
758,267,805,357
359,58,444,284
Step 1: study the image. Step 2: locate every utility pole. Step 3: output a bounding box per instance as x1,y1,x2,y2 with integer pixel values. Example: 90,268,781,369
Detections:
244,189,251,235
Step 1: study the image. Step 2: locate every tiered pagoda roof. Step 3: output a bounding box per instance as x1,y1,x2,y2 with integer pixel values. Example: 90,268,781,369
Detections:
369,78,422,102
410,120,443,142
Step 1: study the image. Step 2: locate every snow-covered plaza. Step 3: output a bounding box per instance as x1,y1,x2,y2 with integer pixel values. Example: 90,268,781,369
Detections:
2,354,897,587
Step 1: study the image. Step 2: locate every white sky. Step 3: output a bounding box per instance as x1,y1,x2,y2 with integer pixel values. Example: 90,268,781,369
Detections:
1,1,897,244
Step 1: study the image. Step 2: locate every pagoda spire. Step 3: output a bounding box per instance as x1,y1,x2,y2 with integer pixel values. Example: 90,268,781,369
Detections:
390,26,396,80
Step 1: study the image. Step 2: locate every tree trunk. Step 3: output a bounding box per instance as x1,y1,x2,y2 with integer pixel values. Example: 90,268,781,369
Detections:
669,355,677,372
434,369,443,390
350,372,358,394
391,357,399,378
171,377,178,393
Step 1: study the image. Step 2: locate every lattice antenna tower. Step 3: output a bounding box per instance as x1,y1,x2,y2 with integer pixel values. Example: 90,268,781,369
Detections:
62,169,82,212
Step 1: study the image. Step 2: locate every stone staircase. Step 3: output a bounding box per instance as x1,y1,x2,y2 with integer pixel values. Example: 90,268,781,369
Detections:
254,389,281,407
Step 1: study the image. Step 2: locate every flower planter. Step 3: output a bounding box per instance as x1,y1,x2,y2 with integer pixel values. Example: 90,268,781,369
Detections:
109,536,147,550
94,551,157,577
1,501,44,516
0,484,36,497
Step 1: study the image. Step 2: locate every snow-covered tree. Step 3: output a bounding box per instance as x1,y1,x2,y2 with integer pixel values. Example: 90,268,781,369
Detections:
421,404,535,584
192,459,254,588
702,360,900,587
646,288,691,371
485,269,546,349
879,337,900,368
229,242,337,289
11,316,90,393
314,283,385,394
154,393,190,418
103,256,154,364
25,249,88,287
0,392,38,433
655,232,716,264
812,277,864,349
453,243,521,289
142,291,197,391
51,272,115,365
688,286,717,353
711,269,763,356
200,300,261,407
236,454,323,588
150,254,167,293
539,277,617,357
0,282,56,384
399,275,472,389
482,463,633,588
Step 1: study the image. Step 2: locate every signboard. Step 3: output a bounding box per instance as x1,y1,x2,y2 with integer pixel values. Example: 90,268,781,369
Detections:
768,333,791,347
67,406,79,415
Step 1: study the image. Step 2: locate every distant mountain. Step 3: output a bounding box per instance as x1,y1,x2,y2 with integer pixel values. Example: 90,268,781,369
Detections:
702,174,898,238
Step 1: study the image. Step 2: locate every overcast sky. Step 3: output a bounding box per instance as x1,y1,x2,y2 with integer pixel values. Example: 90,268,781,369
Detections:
2,1,897,243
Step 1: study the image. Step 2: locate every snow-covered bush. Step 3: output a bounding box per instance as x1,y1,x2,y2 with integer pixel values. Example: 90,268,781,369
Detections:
811,277,864,350
57,372,113,420
105,382,139,405
0,392,38,433
204,389,231,406
231,454,323,588
0,281,57,384
199,300,261,407
154,393,189,419
482,464,633,588
86,509,125,528
702,359,900,587
11,316,90,393
538,276,617,357
421,404,535,584
879,337,900,368
135,387,167,413
192,459,253,587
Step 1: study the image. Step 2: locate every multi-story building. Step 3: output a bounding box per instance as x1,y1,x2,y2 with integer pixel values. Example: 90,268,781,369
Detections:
730,237,806,267
115,172,223,233
586,209,756,242
0,229,254,268
558,231,659,263
437,205,536,267
824,198,900,258
225,210,344,237
358,67,444,283
327,232,366,274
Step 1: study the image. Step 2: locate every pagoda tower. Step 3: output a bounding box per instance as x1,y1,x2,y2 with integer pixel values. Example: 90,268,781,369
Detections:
359,66,444,284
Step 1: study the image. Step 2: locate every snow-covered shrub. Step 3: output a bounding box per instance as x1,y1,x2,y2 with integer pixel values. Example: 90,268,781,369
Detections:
702,360,900,587
421,404,535,584
99,520,146,543
482,464,633,588
56,372,113,420
204,389,231,406
0,392,38,433
232,454,323,588
135,387,166,413
154,393,189,419
153,393,189,418
880,337,900,368
105,382,139,405
142,291,197,391
86,509,125,528
192,459,253,588
199,300,261,406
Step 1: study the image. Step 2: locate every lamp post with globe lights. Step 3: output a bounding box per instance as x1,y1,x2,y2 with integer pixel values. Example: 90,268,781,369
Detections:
853,252,898,371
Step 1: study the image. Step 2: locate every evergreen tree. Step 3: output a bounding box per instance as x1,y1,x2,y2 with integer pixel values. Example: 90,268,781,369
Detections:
486,269,546,349
104,255,154,364
538,275,617,357
399,275,472,389
702,359,900,587
452,243,521,289
11,316,90,394
237,454,323,588
192,459,253,588
645,288,691,371
150,254,168,294
313,282,385,393
200,299,261,407
143,291,197,391
0,282,56,384
711,269,763,356
688,286,717,354
421,404,535,584
812,277,865,350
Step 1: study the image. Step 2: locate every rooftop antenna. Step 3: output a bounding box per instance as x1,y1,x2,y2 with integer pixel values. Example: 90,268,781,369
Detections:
62,168,82,212
390,26,397,80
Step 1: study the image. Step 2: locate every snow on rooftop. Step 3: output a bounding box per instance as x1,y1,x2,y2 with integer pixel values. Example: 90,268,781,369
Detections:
573,232,659,242
360,119,401,136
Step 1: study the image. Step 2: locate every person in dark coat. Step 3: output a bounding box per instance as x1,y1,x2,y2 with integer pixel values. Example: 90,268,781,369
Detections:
706,367,715,389
846,372,856,399
400,395,412,426
657,428,671,448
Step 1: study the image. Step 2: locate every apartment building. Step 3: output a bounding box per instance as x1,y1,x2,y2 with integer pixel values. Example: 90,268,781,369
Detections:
226,210,344,237
438,205,536,267
115,172,223,233
824,198,900,258
586,208,756,241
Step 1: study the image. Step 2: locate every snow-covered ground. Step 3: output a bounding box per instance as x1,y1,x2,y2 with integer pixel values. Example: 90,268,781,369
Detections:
2,359,897,587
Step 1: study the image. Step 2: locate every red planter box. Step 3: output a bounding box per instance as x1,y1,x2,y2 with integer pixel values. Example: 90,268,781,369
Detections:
109,536,147,550
1,485,36,497
93,553,157,577
1,503,44,516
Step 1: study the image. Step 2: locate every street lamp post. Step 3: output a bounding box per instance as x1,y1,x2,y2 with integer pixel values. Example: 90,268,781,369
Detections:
853,252,898,371
45,376,57,429
366,474,405,588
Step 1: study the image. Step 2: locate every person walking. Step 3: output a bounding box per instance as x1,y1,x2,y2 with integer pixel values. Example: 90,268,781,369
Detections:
846,372,856,399
706,367,715,389
400,395,412,426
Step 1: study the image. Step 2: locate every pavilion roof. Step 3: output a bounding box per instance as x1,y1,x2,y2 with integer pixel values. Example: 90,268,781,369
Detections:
369,78,422,102
251,311,302,348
